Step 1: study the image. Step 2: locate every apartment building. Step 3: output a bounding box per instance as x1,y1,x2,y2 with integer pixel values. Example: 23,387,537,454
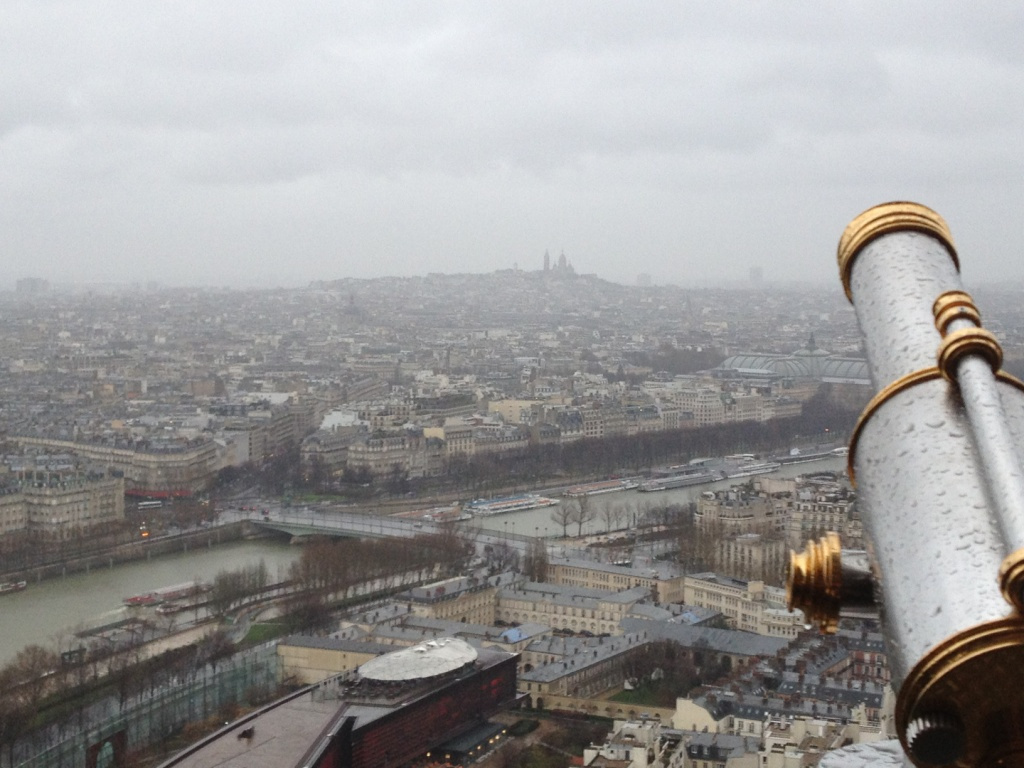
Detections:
681,573,804,637
0,472,126,540
519,632,648,701
546,557,688,605
13,436,216,496
584,719,673,768
356,398,414,430
488,398,544,425
346,429,440,479
696,490,785,535
473,425,530,455
626,405,664,435
551,408,585,442
784,494,861,550
298,427,361,475
0,490,27,537
679,732,759,768
496,581,651,636
760,715,886,768
401,575,501,625
422,421,475,457
717,532,789,586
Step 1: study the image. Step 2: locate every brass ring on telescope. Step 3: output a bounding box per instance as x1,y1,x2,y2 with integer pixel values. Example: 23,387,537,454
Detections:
999,548,1024,614
847,368,1024,486
838,202,959,302
997,369,1024,394
787,532,842,634
847,367,944,486
933,290,982,336
896,617,1024,768
936,327,1003,382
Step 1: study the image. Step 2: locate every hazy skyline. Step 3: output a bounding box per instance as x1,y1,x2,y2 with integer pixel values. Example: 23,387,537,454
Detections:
3,3,1024,289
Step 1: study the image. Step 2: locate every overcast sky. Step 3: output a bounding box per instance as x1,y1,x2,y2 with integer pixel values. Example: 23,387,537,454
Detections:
3,2,1023,289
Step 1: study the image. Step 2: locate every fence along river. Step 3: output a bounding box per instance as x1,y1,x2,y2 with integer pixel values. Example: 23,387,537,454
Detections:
0,455,845,665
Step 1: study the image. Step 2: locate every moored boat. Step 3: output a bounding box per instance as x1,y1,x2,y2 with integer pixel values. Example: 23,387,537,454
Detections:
564,479,640,497
770,446,841,465
393,505,472,523
638,468,722,492
722,460,782,479
124,581,209,607
467,493,560,516
123,592,159,607
0,580,27,596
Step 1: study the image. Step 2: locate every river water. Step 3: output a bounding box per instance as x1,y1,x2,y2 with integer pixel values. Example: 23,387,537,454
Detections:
0,456,847,665
472,455,848,538
0,539,300,665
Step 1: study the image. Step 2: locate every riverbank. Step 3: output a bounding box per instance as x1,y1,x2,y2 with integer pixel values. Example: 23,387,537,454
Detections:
0,521,270,586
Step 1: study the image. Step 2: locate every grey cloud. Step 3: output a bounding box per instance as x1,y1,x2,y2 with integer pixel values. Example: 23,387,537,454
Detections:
3,1,1024,287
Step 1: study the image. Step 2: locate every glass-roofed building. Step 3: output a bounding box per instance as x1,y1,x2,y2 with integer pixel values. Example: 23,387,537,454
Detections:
714,335,870,386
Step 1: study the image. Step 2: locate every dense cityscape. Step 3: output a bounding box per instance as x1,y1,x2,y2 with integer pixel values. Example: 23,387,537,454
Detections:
2,265,1024,768
7,1,1024,765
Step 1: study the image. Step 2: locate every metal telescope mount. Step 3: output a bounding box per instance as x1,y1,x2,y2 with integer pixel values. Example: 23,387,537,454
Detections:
788,202,1024,768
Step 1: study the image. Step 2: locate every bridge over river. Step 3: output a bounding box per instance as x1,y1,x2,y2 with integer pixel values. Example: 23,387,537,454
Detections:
233,507,537,555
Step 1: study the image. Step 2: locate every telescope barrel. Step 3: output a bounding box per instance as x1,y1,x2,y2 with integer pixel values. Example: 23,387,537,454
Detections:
841,206,1008,680
803,203,1024,768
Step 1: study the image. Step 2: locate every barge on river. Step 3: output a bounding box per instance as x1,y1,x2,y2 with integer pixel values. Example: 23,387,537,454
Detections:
721,460,782,479
0,580,27,596
123,580,210,607
466,493,560,517
564,479,640,497
638,465,723,492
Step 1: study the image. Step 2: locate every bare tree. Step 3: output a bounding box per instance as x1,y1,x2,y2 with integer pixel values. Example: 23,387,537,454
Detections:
551,502,574,538
487,541,520,574
571,494,596,537
679,513,723,574
11,645,57,714
523,538,549,582
601,502,618,533
0,666,32,768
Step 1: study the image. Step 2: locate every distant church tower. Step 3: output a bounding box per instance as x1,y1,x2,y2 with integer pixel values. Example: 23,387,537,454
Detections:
544,250,550,271
558,251,568,270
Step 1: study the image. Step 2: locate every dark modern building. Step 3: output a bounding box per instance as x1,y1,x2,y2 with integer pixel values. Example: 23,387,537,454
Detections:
156,638,519,768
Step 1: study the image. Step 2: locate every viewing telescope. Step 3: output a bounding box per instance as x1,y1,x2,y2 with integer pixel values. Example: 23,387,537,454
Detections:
788,202,1024,768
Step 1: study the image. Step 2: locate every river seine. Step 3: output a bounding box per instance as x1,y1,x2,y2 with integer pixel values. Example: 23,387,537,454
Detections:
0,456,846,665
0,539,300,665
472,455,847,537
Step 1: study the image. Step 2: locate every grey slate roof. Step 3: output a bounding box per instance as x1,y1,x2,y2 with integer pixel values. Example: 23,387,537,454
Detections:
498,580,650,606
551,556,685,581
520,632,646,683
619,618,790,657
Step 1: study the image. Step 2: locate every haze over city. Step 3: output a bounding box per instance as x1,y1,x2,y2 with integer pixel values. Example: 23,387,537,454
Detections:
4,2,1024,289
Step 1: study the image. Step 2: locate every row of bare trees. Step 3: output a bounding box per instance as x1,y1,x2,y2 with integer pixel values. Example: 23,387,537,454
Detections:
0,626,244,767
225,384,859,503
549,496,598,538
208,561,270,617
289,525,476,600
0,644,55,765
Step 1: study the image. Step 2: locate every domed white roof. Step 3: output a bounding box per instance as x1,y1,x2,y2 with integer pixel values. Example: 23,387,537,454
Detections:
358,637,477,682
